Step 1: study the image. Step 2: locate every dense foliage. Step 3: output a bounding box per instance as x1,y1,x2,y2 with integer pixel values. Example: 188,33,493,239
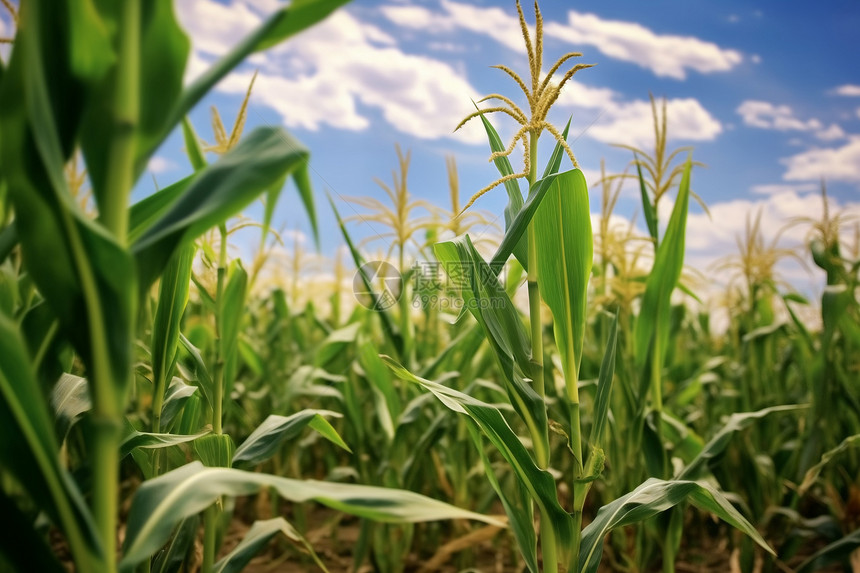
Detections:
0,1,857,572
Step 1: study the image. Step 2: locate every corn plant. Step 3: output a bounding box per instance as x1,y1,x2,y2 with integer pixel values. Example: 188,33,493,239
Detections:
0,2,505,571
381,2,773,571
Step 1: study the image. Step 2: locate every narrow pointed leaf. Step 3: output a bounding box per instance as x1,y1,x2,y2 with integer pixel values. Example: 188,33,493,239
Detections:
476,112,527,269
133,127,309,291
635,154,659,244
382,357,573,554
578,478,773,573
795,528,860,573
138,0,348,174
51,373,91,439
213,517,328,573
634,159,692,372
533,168,592,391
233,410,350,468
678,405,802,481
799,433,860,495
0,314,103,565
120,461,503,571
589,312,618,448
120,429,211,459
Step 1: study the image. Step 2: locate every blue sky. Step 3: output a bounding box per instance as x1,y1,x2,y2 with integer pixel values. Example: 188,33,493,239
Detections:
12,0,860,298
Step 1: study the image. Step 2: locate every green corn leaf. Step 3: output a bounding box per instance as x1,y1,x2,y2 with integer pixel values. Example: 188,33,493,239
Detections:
0,223,16,265
487,171,565,275
178,334,215,412
589,312,618,449
159,377,199,432
660,412,704,464
150,517,199,573
434,236,531,378
193,434,236,469
233,410,350,468
434,237,550,464
133,127,309,292
181,117,208,172
678,405,803,481
477,114,572,274
358,340,400,440
50,373,91,440
127,176,194,245
0,488,67,573
795,528,860,573
578,478,773,573
221,260,248,391
634,158,692,374
120,429,211,459
175,393,204,437
0,314,103,568
476,111,528,269
0,0,137,410
533,168,592,395
81,0,190,208
120,461,503,572
381,357,574,559
142,0,349,175
399,412,450,489
315,322,361,366
799,433,860,496
465,422,539,573
151,244,195,430
291,163,319,247
213,517,328,573
635,153,659,244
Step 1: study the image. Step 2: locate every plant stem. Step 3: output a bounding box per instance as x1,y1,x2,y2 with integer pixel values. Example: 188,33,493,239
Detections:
202,226,229,572
398,245,414,364
540,510,559,573
202,505,218,573
651,333,668,477
526,130,545,414
214,225,228,435
524,129,562,573
87,3,141,569
101,0,140,245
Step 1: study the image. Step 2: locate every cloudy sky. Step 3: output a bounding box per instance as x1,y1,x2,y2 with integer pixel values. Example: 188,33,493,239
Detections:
49,1,860,296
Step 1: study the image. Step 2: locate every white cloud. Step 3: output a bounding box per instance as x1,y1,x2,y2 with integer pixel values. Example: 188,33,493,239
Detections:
380,4,455,33
555,87,722,147
815,124,846,141
591,98,721,147
750,54,762,64
544,10,743,79
147,156,178,174
833,84,860,97
737,100,845,141
750,183,817,196
175,0,262,58
856,107,860,120
179,2,485,143
738,100,820,131
782,137,860,182
438,0,529,53
178,2,723,149
382,1,742,80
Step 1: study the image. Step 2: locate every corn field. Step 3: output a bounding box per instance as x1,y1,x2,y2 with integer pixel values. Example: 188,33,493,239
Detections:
0,1,858,572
